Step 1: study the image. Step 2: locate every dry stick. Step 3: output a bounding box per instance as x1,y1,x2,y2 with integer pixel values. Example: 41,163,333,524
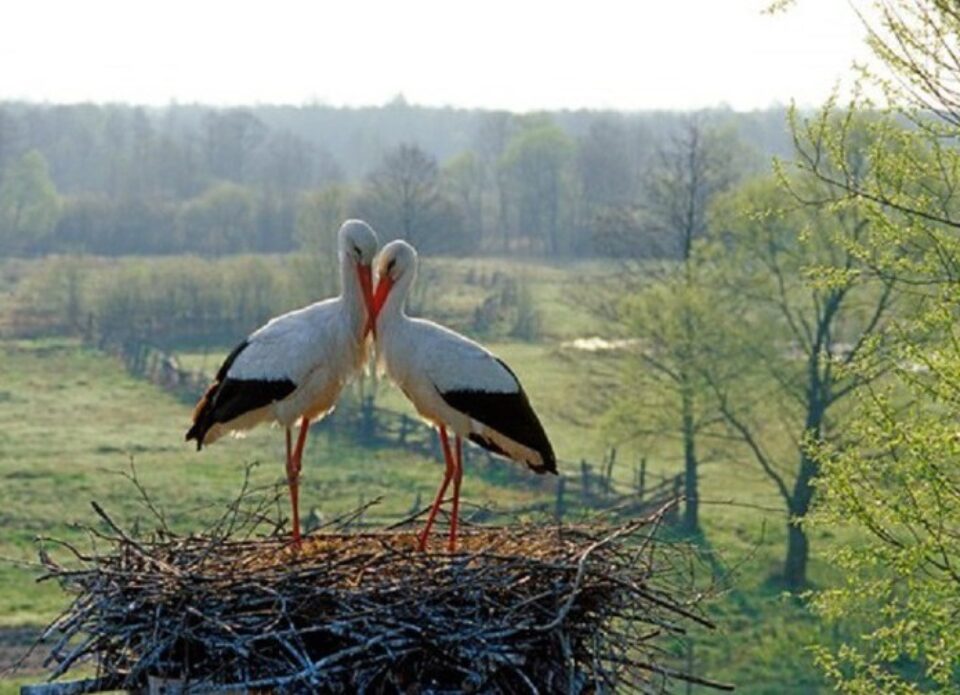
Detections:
32,493,724,693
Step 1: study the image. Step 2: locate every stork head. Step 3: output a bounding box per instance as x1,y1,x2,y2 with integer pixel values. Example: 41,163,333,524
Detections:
368,240,417,334
339,220,379,336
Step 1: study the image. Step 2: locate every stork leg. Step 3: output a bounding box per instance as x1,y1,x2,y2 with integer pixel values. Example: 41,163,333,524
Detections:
448,435,464,552
417,426,455,551
287,417,310,548
284,427,301,548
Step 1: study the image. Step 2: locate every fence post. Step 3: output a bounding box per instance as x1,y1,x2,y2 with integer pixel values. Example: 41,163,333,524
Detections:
604,447,617,497
638,457,647,502
665,474,683,525
555,477,566,521
83,312,95,344
361,395,375,442
399,414,409,445
580,460,592,503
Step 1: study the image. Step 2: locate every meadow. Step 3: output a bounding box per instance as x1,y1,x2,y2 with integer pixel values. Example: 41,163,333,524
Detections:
0,254,845,693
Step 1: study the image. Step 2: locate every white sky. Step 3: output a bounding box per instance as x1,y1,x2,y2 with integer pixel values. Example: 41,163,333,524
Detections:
0,0,870,111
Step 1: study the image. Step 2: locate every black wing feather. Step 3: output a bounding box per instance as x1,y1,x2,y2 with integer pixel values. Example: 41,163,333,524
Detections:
439,359,556,474
185,340,297,450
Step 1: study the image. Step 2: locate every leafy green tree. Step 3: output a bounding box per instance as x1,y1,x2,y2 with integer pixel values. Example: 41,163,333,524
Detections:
608,252,743,533
0,150,61,254
709,168,897,589
443,152,485,247
177,182,256,255
499,117,575,254
771,0,960,688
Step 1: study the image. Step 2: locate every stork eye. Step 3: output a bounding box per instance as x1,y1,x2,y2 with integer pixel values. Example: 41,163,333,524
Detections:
352,244,362,257
386,259,397,273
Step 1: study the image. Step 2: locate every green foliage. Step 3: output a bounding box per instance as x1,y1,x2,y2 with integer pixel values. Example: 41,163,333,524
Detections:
808,286,960,691
499,119,576,254
9,255,312,345
707,165,899,587
0,150,60,254
177,182,257,255
778,1,960,688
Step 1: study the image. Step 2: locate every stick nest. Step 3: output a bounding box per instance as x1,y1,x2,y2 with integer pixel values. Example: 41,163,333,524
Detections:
37,495,726,694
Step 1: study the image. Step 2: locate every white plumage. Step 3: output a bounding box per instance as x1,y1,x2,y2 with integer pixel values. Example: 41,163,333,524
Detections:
187,219,380,545
199,298,366,445
371,240,556,551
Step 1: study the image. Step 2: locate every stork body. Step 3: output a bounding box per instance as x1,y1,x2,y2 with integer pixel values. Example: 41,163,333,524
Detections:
372,241,556,551
186,220,379,545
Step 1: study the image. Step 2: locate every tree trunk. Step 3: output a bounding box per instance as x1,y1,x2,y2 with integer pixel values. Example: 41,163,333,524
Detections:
681,387,699,532
784,521,809,589
783,451,819,588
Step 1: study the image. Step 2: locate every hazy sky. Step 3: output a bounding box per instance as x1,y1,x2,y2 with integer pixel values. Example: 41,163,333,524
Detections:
0,0,870,111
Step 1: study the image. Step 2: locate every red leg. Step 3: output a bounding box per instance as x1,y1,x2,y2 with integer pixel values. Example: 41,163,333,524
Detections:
288,417,310,548
417,426,455,551
448,435,464,552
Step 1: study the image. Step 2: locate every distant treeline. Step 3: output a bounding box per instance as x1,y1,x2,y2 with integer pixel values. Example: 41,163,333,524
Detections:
0,100,790,258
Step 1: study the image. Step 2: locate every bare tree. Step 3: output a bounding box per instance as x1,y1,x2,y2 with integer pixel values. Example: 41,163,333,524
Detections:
203,109,267,183
365,143,440,246
474,112,515,251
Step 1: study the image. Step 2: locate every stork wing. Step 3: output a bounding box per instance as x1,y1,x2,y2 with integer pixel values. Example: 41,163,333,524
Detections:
185,301,340,449
421,330,556,474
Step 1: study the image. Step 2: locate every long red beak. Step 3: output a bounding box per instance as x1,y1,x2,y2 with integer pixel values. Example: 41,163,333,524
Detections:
365,274,395,338
356,264,375,338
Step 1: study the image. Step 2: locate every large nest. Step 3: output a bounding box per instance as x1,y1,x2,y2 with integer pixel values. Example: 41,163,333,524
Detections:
34,480,730,694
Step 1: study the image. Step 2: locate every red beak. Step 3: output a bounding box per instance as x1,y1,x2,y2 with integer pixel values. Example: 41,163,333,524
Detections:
356,264,375,338
365,274,395,338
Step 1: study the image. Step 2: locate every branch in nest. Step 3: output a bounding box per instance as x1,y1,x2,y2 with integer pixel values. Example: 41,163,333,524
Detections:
30,477,731,693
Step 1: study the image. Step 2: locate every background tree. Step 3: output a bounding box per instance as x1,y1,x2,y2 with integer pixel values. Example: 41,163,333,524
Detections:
473,111,515,251
499,117,575,254
0,102,794,258
0,150,61,254
709,167,897,589
359,143,438,246
355,143,468,253
204,109,267,183
609,121,745,532
294,185,350,300
177,182,256,255
607,253,741,533
443,152,485,249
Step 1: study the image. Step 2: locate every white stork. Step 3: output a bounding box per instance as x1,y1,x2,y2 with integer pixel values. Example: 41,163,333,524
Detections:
369,240,557,551
186,220,380,546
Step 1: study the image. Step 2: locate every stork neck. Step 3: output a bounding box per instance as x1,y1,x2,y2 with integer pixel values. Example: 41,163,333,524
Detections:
378,267,415,331
339,253,366,336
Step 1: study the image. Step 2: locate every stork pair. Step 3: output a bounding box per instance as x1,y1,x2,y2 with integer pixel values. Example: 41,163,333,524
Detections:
186,221,556,551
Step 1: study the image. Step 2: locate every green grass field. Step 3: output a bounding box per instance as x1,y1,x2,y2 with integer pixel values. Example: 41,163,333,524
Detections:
0,255,847,693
